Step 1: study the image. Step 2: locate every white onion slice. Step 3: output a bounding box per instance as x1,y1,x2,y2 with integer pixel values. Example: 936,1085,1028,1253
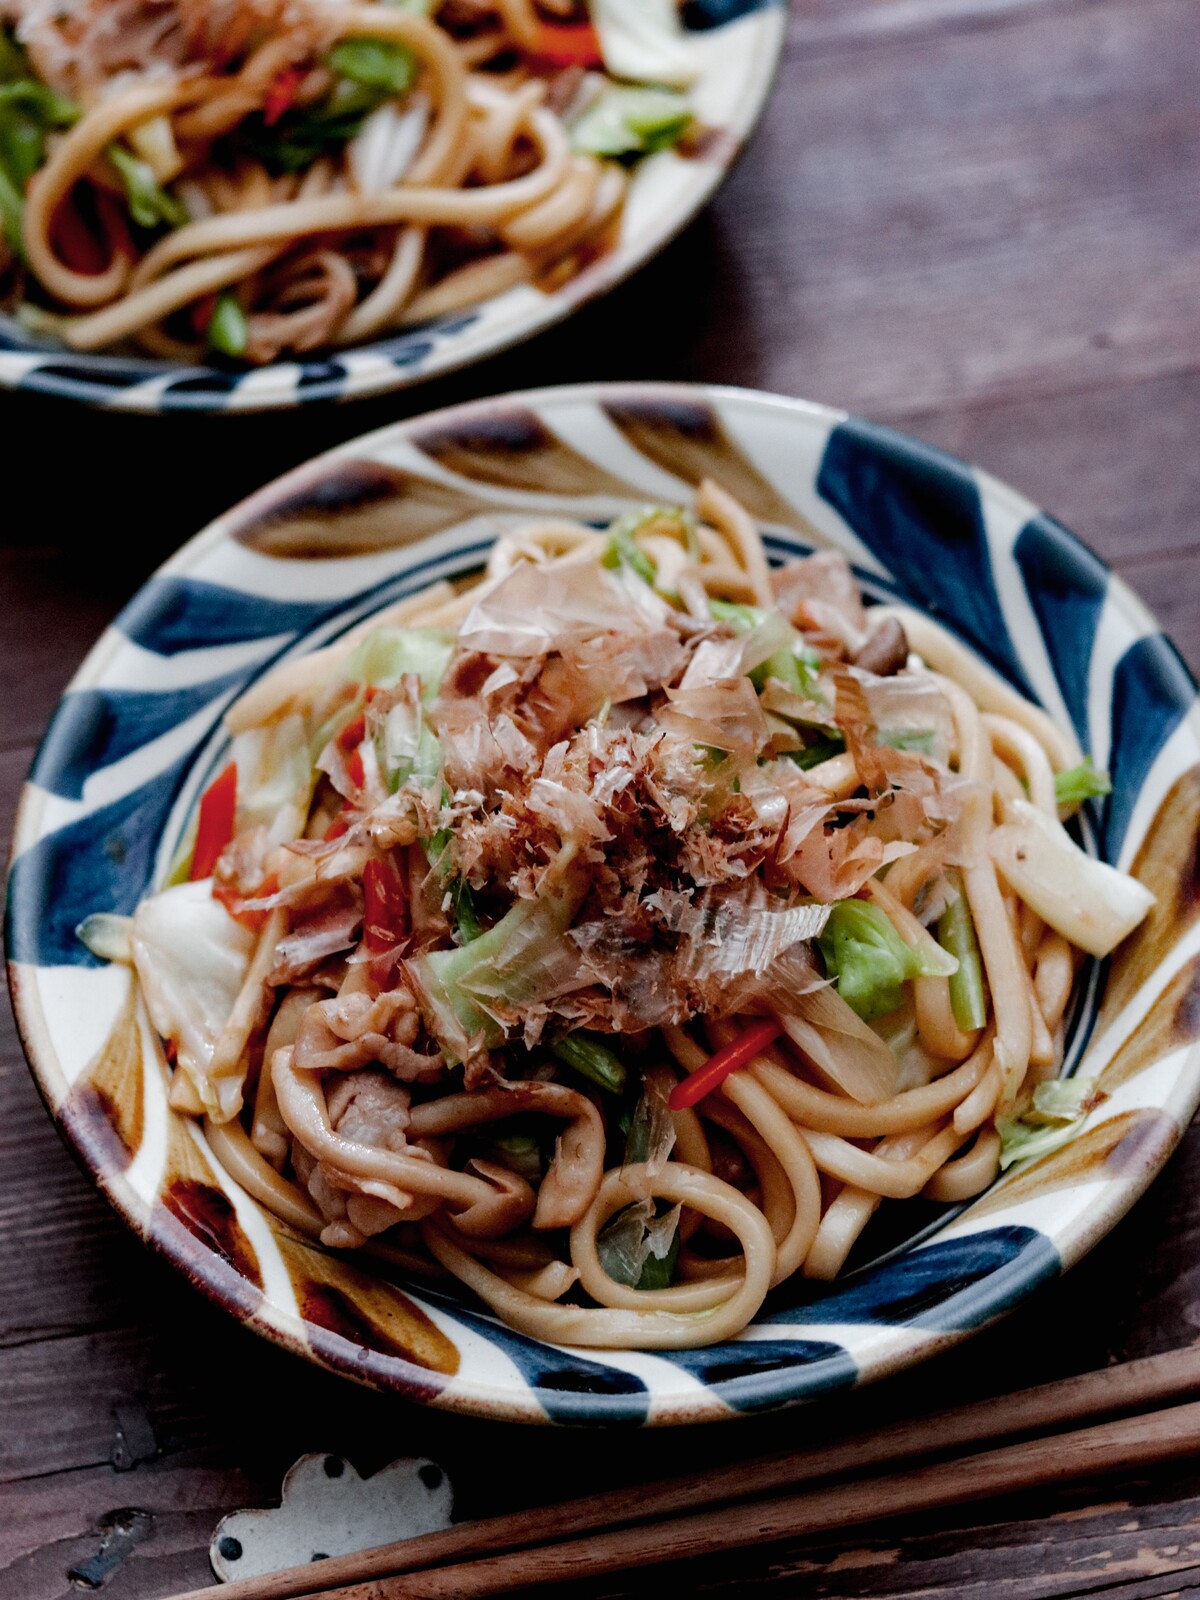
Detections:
990,798,1154,958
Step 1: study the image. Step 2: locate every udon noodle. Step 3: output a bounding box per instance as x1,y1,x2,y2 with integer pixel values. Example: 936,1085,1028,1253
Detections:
0,0,696,361
86,487,1155,1348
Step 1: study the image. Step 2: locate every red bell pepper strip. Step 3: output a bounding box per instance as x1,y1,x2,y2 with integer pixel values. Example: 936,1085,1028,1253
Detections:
667,1018,782,1110
337,711,366,754
263,65,304,127
51,192,108,274
363,857,408,952
191,293,217,336
529,20,604,67
213,872,279,932
190,762,238,881
324,809,352,842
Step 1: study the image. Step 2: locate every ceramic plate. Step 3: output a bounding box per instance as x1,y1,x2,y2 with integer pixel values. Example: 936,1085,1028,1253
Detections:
0,2,784,414
8,382,1200,1424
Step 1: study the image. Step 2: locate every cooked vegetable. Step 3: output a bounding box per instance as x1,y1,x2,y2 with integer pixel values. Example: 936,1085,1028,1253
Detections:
819,898,957,1023
1054,757,1112,809
75,911,133,963
668,1018,781,1110
601,513,659,586
571,85,691,160
990,798,1155,958
597,1198,681,1288
107,142,186,229
937,872,988,1032
190,763,238,881
343,626,454,694
551,1032,627,1095
129,879,256,1120
327,36,417,97
207,291,248,358
782,734,847,770
0,50,76,254
590,0,699,88
997,1077,1105,1169
408,848,588,1060
363,857,407,952
530,19,605,68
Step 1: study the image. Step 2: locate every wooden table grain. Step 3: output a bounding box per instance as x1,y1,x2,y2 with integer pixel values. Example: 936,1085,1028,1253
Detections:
4,2,1200,1595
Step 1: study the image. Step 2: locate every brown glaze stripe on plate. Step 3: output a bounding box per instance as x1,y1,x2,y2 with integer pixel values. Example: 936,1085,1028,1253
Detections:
407,407,639,501
602,394,829,542
277,1231,460,1385
1098,764,1200,1034
61,980,144,1171
230,459,499,562
970,1109,1180,1219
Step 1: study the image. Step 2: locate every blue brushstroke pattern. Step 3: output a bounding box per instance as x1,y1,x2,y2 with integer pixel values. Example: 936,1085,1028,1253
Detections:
763,1226,1059,1331
816,420,1035,699
683,0,780,23
7,755,191,967
297,360,348,392
655,1339,856,1414
31,669,247,801
18,359,156,387
426,1297,649,1425
117,577,337,656
1103,634,1196,860
1013,513,1109,746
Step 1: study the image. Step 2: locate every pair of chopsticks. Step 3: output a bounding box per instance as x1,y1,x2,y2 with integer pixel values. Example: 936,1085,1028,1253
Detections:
165,1344,1200,1600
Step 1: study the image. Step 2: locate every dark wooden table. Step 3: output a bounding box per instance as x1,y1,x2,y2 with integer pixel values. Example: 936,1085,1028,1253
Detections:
5,2,1200,1595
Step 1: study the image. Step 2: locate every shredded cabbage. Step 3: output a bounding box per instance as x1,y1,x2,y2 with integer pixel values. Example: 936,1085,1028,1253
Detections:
407,848,588,1060
130,879,256,1120
342,626,454,695
571,85,691,159
230,712,314,843
997,1077,1105,1169
597,1198,682,1289
819,899,957,1023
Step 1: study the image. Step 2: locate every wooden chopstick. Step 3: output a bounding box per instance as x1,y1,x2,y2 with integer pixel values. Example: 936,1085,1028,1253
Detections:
161,1343,1200,1600
325,1396,1200,1599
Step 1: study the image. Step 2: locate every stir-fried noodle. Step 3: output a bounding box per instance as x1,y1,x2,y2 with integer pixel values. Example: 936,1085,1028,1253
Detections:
87,487,1153,1348
0,0,697,360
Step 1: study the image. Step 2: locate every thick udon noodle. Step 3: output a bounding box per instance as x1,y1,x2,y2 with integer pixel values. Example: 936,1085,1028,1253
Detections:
121,486,1146,1350
4,0,637,360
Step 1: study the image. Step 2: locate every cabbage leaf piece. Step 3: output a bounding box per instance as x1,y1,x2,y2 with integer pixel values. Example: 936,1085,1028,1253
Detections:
130,879,256,1121
597,1198,682,1289
406,847,588,1062
997,1077,1105,1170
818,898,957,1023
571,85,691,159
342,626,454,695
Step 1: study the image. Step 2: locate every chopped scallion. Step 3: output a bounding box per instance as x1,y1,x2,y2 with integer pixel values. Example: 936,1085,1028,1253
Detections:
551,1031,627,1094
1054,756,1112,808
207,291,249,358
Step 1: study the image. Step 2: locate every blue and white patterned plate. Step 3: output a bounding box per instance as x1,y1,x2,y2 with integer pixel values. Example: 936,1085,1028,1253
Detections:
0,2,784,413
8,382,1200,1424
